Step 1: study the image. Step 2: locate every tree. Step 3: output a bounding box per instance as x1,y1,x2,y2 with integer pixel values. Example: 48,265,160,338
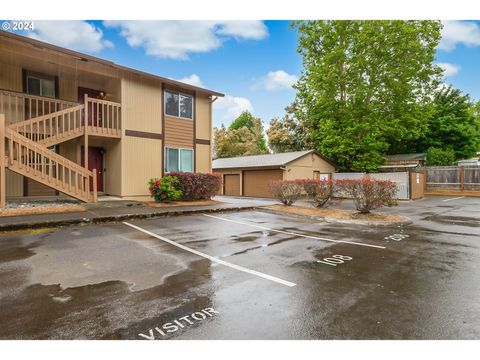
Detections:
426,147,456,166
213,113,269,158
292,20,442,172
229,111,268,153
418,86,480,160
267,103,311,153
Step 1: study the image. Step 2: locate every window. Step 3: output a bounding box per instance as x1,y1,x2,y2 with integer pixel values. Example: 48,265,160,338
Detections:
164,90,193,119
165,148,194,172
27,75,55,98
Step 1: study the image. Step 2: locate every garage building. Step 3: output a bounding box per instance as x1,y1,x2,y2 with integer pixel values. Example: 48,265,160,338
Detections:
213,150,337,198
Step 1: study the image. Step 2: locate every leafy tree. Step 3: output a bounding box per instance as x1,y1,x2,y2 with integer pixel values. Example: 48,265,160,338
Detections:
419,86,480,160
267,103,312,153
214,114,269,158
292,20,442,172
426,147,456,166
229,111,268,153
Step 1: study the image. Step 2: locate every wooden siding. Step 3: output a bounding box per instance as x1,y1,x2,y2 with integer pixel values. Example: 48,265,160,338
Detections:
121,75,162,133
284,153,335,180
121,136,162,196
6,170,23,197
195,144,211,173
164,116,194,148
195,94,211,141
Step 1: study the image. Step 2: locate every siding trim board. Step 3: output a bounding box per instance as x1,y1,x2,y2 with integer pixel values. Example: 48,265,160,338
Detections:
195,139,210,145
125,129,163,140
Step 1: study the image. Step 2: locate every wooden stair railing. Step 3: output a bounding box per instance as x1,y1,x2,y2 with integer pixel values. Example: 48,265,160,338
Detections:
9,104,85,146
85,96,122,137
4,125,97,203
0,88,78,124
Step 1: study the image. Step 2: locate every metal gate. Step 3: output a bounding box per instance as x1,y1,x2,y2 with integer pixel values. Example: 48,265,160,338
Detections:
332,172,410,200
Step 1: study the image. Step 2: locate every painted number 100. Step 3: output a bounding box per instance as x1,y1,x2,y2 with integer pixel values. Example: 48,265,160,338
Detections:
317,255,353,266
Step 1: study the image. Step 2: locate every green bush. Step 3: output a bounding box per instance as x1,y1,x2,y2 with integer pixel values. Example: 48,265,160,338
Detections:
148,176,183,203
426,147,456,166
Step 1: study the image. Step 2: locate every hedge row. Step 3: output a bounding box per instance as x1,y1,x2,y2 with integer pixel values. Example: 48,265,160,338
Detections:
149,172,222,203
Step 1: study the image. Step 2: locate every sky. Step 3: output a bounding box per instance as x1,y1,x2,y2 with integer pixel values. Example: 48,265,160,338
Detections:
6,20,480,128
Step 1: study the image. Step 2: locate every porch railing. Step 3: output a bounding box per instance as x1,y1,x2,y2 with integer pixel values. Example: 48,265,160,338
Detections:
0,88,78,124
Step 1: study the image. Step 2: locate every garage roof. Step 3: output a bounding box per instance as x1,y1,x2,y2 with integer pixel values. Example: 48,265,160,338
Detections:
213,150,336,169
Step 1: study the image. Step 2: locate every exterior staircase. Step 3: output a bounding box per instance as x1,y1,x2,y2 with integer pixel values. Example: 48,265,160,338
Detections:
0,89,122,206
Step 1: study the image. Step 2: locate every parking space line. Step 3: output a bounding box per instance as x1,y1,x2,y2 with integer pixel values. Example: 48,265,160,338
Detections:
204,214,386,249
122,222,296,288
442,196,466,202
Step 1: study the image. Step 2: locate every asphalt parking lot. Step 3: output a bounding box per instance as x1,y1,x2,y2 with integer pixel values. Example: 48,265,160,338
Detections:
0,196,479,339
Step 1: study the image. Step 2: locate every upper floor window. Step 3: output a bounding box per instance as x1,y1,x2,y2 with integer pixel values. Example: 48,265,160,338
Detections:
27,75,55,98
164,90,193,120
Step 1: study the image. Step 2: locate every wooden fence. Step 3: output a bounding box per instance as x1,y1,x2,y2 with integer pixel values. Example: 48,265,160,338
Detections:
425,166,480,190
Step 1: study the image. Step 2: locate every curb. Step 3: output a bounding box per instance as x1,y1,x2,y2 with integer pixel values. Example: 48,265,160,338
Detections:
256,207,412,227
0,206,256,232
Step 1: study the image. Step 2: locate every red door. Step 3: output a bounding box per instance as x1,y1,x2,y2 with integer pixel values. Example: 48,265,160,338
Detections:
81,147,103,192
78,87,103,127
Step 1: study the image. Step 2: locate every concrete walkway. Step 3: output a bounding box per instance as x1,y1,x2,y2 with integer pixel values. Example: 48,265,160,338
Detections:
0,196,273,231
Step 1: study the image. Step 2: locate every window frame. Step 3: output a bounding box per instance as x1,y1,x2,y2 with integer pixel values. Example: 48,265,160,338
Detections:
164,89,194,120
164,147,194,173
26,74,56,98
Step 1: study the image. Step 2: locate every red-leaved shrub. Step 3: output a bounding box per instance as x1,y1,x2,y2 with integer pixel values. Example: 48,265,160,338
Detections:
334,177,398,213
300,179,334,208
168,172,222,201
268,180,304,205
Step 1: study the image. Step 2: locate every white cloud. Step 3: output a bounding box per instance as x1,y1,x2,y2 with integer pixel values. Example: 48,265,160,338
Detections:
214,95,253,121
104,21,268,60
437,62,460,77
216,21,268,40
176,74,204,88
252,70,298,91
23,21,112,52
439,20,480,52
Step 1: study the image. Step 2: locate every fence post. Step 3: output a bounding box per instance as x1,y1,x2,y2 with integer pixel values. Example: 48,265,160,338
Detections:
460,166,465,191
0,114,5,209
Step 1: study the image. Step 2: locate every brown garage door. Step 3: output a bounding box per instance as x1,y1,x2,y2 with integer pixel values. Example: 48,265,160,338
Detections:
224,174,240,196
243,169,283,198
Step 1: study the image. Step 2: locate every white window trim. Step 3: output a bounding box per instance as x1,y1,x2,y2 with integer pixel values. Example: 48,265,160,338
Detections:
164,147,194,173
164,89,194,120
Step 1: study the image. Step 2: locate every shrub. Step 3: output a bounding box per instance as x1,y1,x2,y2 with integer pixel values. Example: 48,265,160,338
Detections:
301,179,334,208
426,147,456,166
148,176,183,203
334,177,398,214
168,172,222,200
268,180,304,205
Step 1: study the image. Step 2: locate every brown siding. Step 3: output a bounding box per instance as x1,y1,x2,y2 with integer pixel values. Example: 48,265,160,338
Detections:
164,116,194,148
224,174,241,196
196,144,211,173
243,169,283,198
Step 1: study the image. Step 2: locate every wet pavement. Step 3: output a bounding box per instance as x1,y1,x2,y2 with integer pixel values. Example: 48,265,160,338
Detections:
0,196,478,339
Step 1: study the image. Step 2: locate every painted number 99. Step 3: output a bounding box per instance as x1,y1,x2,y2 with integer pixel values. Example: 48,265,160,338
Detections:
317,254,353,267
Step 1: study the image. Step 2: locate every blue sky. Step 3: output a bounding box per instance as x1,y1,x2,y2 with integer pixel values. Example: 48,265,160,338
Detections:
8,20,480,127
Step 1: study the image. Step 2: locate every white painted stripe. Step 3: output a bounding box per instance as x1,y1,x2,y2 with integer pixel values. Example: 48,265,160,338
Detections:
122,221,296,288
442,196,465,202
204,214,386,249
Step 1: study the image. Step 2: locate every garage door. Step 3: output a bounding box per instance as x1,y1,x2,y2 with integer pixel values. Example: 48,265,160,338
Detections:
243,169,283,198
224,174,240,196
